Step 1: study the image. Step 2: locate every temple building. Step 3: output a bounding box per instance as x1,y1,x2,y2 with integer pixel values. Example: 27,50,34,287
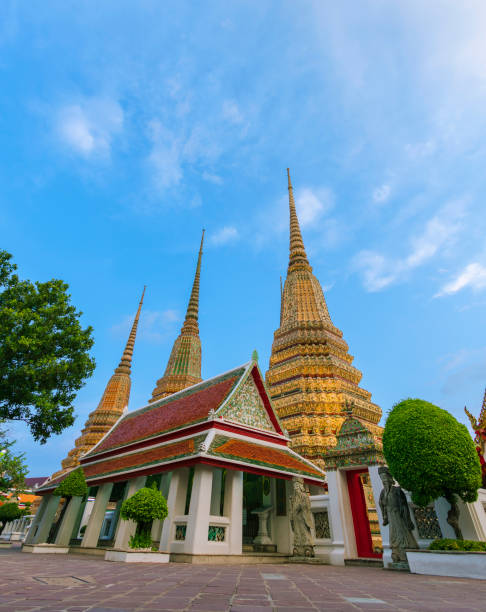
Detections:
266,170,382,469
51,287,146,479
23,172,486,565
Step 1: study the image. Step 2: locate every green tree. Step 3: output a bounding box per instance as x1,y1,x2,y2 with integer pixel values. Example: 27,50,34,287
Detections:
120,485,168,549
53,467,88,498
0,423,28,494
0,501,24,531
0,251,95,443
383,398,482,539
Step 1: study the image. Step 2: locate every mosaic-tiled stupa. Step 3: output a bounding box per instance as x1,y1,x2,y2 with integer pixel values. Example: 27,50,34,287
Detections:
52,287,146,478
149,231,204,402
266,170,382,469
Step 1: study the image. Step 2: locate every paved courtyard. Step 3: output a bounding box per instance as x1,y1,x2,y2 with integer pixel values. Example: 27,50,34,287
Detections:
1,548,485,612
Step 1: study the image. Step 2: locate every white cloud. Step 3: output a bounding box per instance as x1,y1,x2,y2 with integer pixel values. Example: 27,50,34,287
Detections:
372,184,391,205
353,251,397,292
435,262,486,297
210,226,239,246
405,140,436,160
202,171,223,185
354,200,466,292
222,99,244,124
147,120,183,190
296,187,334,227
57,97,123,157
111,308,180,344
146,120,222,195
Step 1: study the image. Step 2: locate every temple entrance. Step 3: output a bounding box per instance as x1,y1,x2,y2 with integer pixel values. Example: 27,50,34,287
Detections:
242,473,262,545
346,468,382,559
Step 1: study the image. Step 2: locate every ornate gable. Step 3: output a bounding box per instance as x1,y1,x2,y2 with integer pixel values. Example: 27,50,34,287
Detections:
324,415,384,470
218,375,276,432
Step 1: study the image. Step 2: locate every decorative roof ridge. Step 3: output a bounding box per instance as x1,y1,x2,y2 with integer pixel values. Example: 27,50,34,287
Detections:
210,428,290,451
285,445,326,476
128,361,250,419
214,360,254,416
81,408,128,459
81,430,206,467
251,360,287,435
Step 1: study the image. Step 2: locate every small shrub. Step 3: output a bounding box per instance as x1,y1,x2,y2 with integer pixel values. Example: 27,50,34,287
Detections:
54,467,88,498
0,502,23,525
121,484,168,550
429,538,486,552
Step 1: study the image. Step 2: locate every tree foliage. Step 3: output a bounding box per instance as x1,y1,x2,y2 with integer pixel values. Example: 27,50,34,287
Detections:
53,467,88,498
0,251,95,442
121,484,168,549
0,501,24,525
0,423,28,493
383,398,482,507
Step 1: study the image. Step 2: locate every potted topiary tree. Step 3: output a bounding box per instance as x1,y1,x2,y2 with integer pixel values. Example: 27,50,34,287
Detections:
383,398,485,578
53,467,89,499
105,483,169,563
48,467,89,546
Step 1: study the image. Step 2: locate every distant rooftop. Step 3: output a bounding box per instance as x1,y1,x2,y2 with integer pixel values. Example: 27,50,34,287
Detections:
25,477,47,489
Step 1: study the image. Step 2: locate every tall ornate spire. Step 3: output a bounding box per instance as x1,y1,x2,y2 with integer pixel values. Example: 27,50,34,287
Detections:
52,288,146,478
181,229,204,333
149,231,204,402
266,170,381,470
116,286,146,375
287,168,311,273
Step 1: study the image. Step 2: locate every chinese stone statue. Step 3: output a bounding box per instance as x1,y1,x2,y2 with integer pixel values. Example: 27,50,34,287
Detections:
378,466,418,564
289,477,315,557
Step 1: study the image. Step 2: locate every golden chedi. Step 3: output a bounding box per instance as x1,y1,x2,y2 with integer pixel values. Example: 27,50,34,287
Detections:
149,230,204,401
266,170,382,469
52,287,146,478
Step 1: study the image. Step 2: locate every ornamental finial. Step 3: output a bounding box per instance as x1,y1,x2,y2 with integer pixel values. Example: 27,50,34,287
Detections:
116,285,146,375
287,169,311,273
182,229,205,332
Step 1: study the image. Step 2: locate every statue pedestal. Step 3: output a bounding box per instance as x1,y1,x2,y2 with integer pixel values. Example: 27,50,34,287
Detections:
251,506,273,548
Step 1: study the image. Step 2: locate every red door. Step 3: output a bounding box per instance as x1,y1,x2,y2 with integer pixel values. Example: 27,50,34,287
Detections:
346,469,381,559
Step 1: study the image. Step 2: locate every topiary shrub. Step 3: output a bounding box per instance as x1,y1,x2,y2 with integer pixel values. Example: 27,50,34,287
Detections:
383,398,482,539
0,502,23,529
53,467,88,498
120,484,168,550
429,538,486,552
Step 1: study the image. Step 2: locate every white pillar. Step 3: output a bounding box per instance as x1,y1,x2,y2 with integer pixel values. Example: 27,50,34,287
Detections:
160,468,189,552
224,470,243,554
326,470,351,565
81,483,113,548
55,496,83,547
151,472,171,541
32,495,61,544
185,465,213,554
24,496,49,545
113,476,146,549
369,465,392,567
210,468,223,516
456,498,486,541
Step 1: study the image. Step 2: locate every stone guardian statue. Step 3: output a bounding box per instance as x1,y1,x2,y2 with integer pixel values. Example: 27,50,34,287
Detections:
289,477,315,557
378,466,418,564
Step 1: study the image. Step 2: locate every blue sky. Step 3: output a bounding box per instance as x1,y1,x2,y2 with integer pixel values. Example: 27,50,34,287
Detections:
2,1,486,475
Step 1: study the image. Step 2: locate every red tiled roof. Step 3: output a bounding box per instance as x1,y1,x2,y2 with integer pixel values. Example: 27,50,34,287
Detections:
89,372,242,456
209,436,323,478
83,438,197,480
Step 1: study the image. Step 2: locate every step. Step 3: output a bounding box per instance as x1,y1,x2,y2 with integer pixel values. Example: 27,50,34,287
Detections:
345,557,383,568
